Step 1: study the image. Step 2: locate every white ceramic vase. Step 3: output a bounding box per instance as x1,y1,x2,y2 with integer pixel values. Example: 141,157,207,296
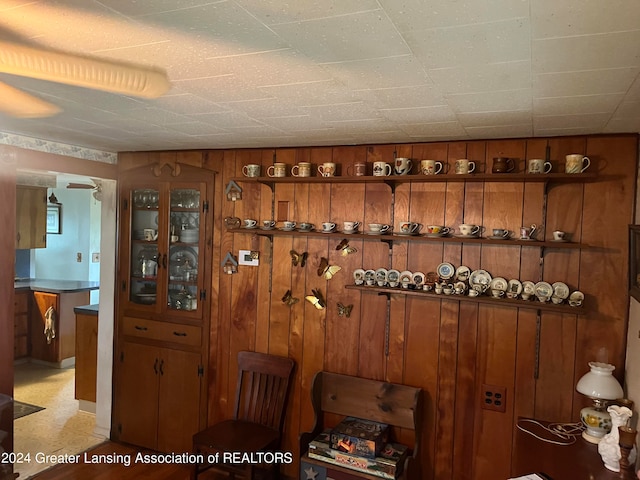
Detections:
598,405,633,472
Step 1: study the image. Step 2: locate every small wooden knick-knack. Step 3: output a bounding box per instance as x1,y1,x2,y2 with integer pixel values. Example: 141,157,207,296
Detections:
618,426,637,480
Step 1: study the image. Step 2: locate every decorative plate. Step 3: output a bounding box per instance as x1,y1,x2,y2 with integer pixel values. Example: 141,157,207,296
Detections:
469,269,492,289
412,271,426,286
437,262,455,280
364,269,376,283
169,245,198,268
353,268,365,284
522,281,536,295
387,269,400,284
534,281,553,299
375,268,389,284
489,277,508,292
455,265,471,282
552,282,570,299
507,279,523,295
399,270,413,285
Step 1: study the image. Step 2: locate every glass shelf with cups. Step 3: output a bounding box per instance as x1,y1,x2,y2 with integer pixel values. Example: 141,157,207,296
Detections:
226,226,588,250
345,284,588,315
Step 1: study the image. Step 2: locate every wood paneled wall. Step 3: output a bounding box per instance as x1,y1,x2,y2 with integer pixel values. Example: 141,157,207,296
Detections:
118,134,638,480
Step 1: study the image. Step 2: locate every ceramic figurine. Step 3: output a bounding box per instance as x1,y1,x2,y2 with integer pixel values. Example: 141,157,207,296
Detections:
598,405,633,472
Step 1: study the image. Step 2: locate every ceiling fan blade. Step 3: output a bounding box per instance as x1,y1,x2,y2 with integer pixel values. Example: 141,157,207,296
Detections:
0,40,171,99
67,183,95,189
0,81,60,118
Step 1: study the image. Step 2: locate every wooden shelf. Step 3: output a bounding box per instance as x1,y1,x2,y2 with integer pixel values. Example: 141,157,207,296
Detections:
345,284,587,315
227,228,588,249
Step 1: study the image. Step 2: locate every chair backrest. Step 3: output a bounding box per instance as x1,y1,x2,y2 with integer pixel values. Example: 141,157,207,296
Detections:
233,351,295,432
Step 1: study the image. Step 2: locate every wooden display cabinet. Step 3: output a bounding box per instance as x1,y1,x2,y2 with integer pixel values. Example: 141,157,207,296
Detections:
15,186,47,249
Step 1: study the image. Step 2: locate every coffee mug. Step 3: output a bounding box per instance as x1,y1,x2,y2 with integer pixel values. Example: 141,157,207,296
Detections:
553,230,566,241
492,228,510,238
266,163,287,177
425,225,450,235
492,157,514,173
458,224,480,236
143,228,157,241
170,234,179,243
318,162,337,177
262,220,276,229
368,223,390,234
528,158,552,174
291,162,311,177
243,219,258,228
347,162,367,176
298,222,313,231
373,161,392,177
399,221,420,234
283,221,296,230
322,222,336,232
343,221,360,232
565,154,591,174
420,160,443,175
455,159,476,174
394,157,413,175
520,224,537,239
242,164,261,177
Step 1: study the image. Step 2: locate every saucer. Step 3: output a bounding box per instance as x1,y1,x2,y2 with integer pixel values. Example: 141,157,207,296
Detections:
243,225,258,229
297,228,313,232
342,229,358,234
321,229,335,234
551,239,568,243
260,226,275,230
280,227,295,231
425,233,448,238
396,232,420,236
454,234,479,239
519,237,536,241
488,235,510,240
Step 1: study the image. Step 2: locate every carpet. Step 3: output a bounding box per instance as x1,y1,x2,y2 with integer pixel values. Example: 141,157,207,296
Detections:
13,400,45,419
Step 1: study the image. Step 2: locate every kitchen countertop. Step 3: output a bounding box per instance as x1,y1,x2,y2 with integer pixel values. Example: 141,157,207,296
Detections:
14,279,100,294
74,304,99,315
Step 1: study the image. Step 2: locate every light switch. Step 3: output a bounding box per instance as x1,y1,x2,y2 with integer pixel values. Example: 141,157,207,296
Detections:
77,252,82,262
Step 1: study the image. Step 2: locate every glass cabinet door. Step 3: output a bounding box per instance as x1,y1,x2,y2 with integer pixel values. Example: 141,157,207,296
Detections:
167,188,201,312
130,188,160,306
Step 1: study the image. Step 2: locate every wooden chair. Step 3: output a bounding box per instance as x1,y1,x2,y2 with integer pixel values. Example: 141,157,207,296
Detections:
192,351,295,480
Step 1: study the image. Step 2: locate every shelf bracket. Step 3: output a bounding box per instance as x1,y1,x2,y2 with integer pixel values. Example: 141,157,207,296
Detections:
378,292,391,356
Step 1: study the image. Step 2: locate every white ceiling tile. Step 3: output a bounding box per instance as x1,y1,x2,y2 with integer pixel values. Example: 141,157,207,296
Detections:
533,112,611,130
624,74,640,100
446,90,532,113
610,100,640,118
533,31,640,73
320,56,430,90
604,117,640,132
406,18,530,69
380,106,457,123
531,0,640,39
303,102,381,122
153,94,229,115
465,124,533,138
457,110,532,127
534,68,639,97
271,10,410,63
233,0,381,25
217,98,307,118
400,122,467,137
428,61,531,94
258,80,365,106
533,94,624,116
379,0,529,32
354,85,447,109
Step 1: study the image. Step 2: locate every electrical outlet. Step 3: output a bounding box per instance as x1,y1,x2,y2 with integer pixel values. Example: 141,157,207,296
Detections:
481,383,507,412
92,252,100,263
76,252,82,262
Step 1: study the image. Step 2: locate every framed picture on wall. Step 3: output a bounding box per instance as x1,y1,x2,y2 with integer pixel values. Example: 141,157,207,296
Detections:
629,225,640,301
46,204,61,234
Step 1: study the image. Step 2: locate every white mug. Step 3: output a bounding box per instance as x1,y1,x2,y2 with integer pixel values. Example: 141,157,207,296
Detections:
368,223,390,234
420,160,443,175
455,159,476,174
528,158,552,174
343,221,360,232
291,162,311,177
266,163,287,178
565,154,591,174
243,219,258,228
322,222,336,232
318,162,336,177
372,161,392,177
458,224,480,236
394,157,413,175
242,164,261,177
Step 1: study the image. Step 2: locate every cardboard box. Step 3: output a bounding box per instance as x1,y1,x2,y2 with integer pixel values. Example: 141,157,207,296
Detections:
309,429,409,479
330,417,389,458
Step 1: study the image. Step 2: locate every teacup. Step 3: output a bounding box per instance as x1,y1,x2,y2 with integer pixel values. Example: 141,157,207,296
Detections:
262,220,276,229
144,228,157,241
242,164,261,177
283,221,297,230
565,154,591,174
291,162,311,177
347,162,367,176
491,289,505,298
373,161,392,177
266,162,287,178
243,219,258,228
170,234,179,243
455,159,476,174
492,228,510,239
520,224,537,240
528,158,552,174
368,223,391,234
318,162,337,177
343,221,360,232
298,222,313,231
553,230,566,241
458,224,480,237
420,160,444,175
394,157,413,175
322,222,336,232
399,221,421,234
468,289,479,297
425,225,450,236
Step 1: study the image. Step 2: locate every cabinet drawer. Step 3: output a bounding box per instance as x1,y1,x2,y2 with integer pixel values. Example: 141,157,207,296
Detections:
14,314,29,336
14,292,28,313
122,317,201,346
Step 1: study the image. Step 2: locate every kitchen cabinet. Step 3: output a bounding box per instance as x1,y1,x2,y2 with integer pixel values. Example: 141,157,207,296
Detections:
74,305,98,405
13,290,29,359
114,341,203,453
113,161,213,453
15,186,47,249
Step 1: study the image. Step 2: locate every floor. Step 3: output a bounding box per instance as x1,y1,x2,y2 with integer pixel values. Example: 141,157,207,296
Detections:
13,362,104,479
